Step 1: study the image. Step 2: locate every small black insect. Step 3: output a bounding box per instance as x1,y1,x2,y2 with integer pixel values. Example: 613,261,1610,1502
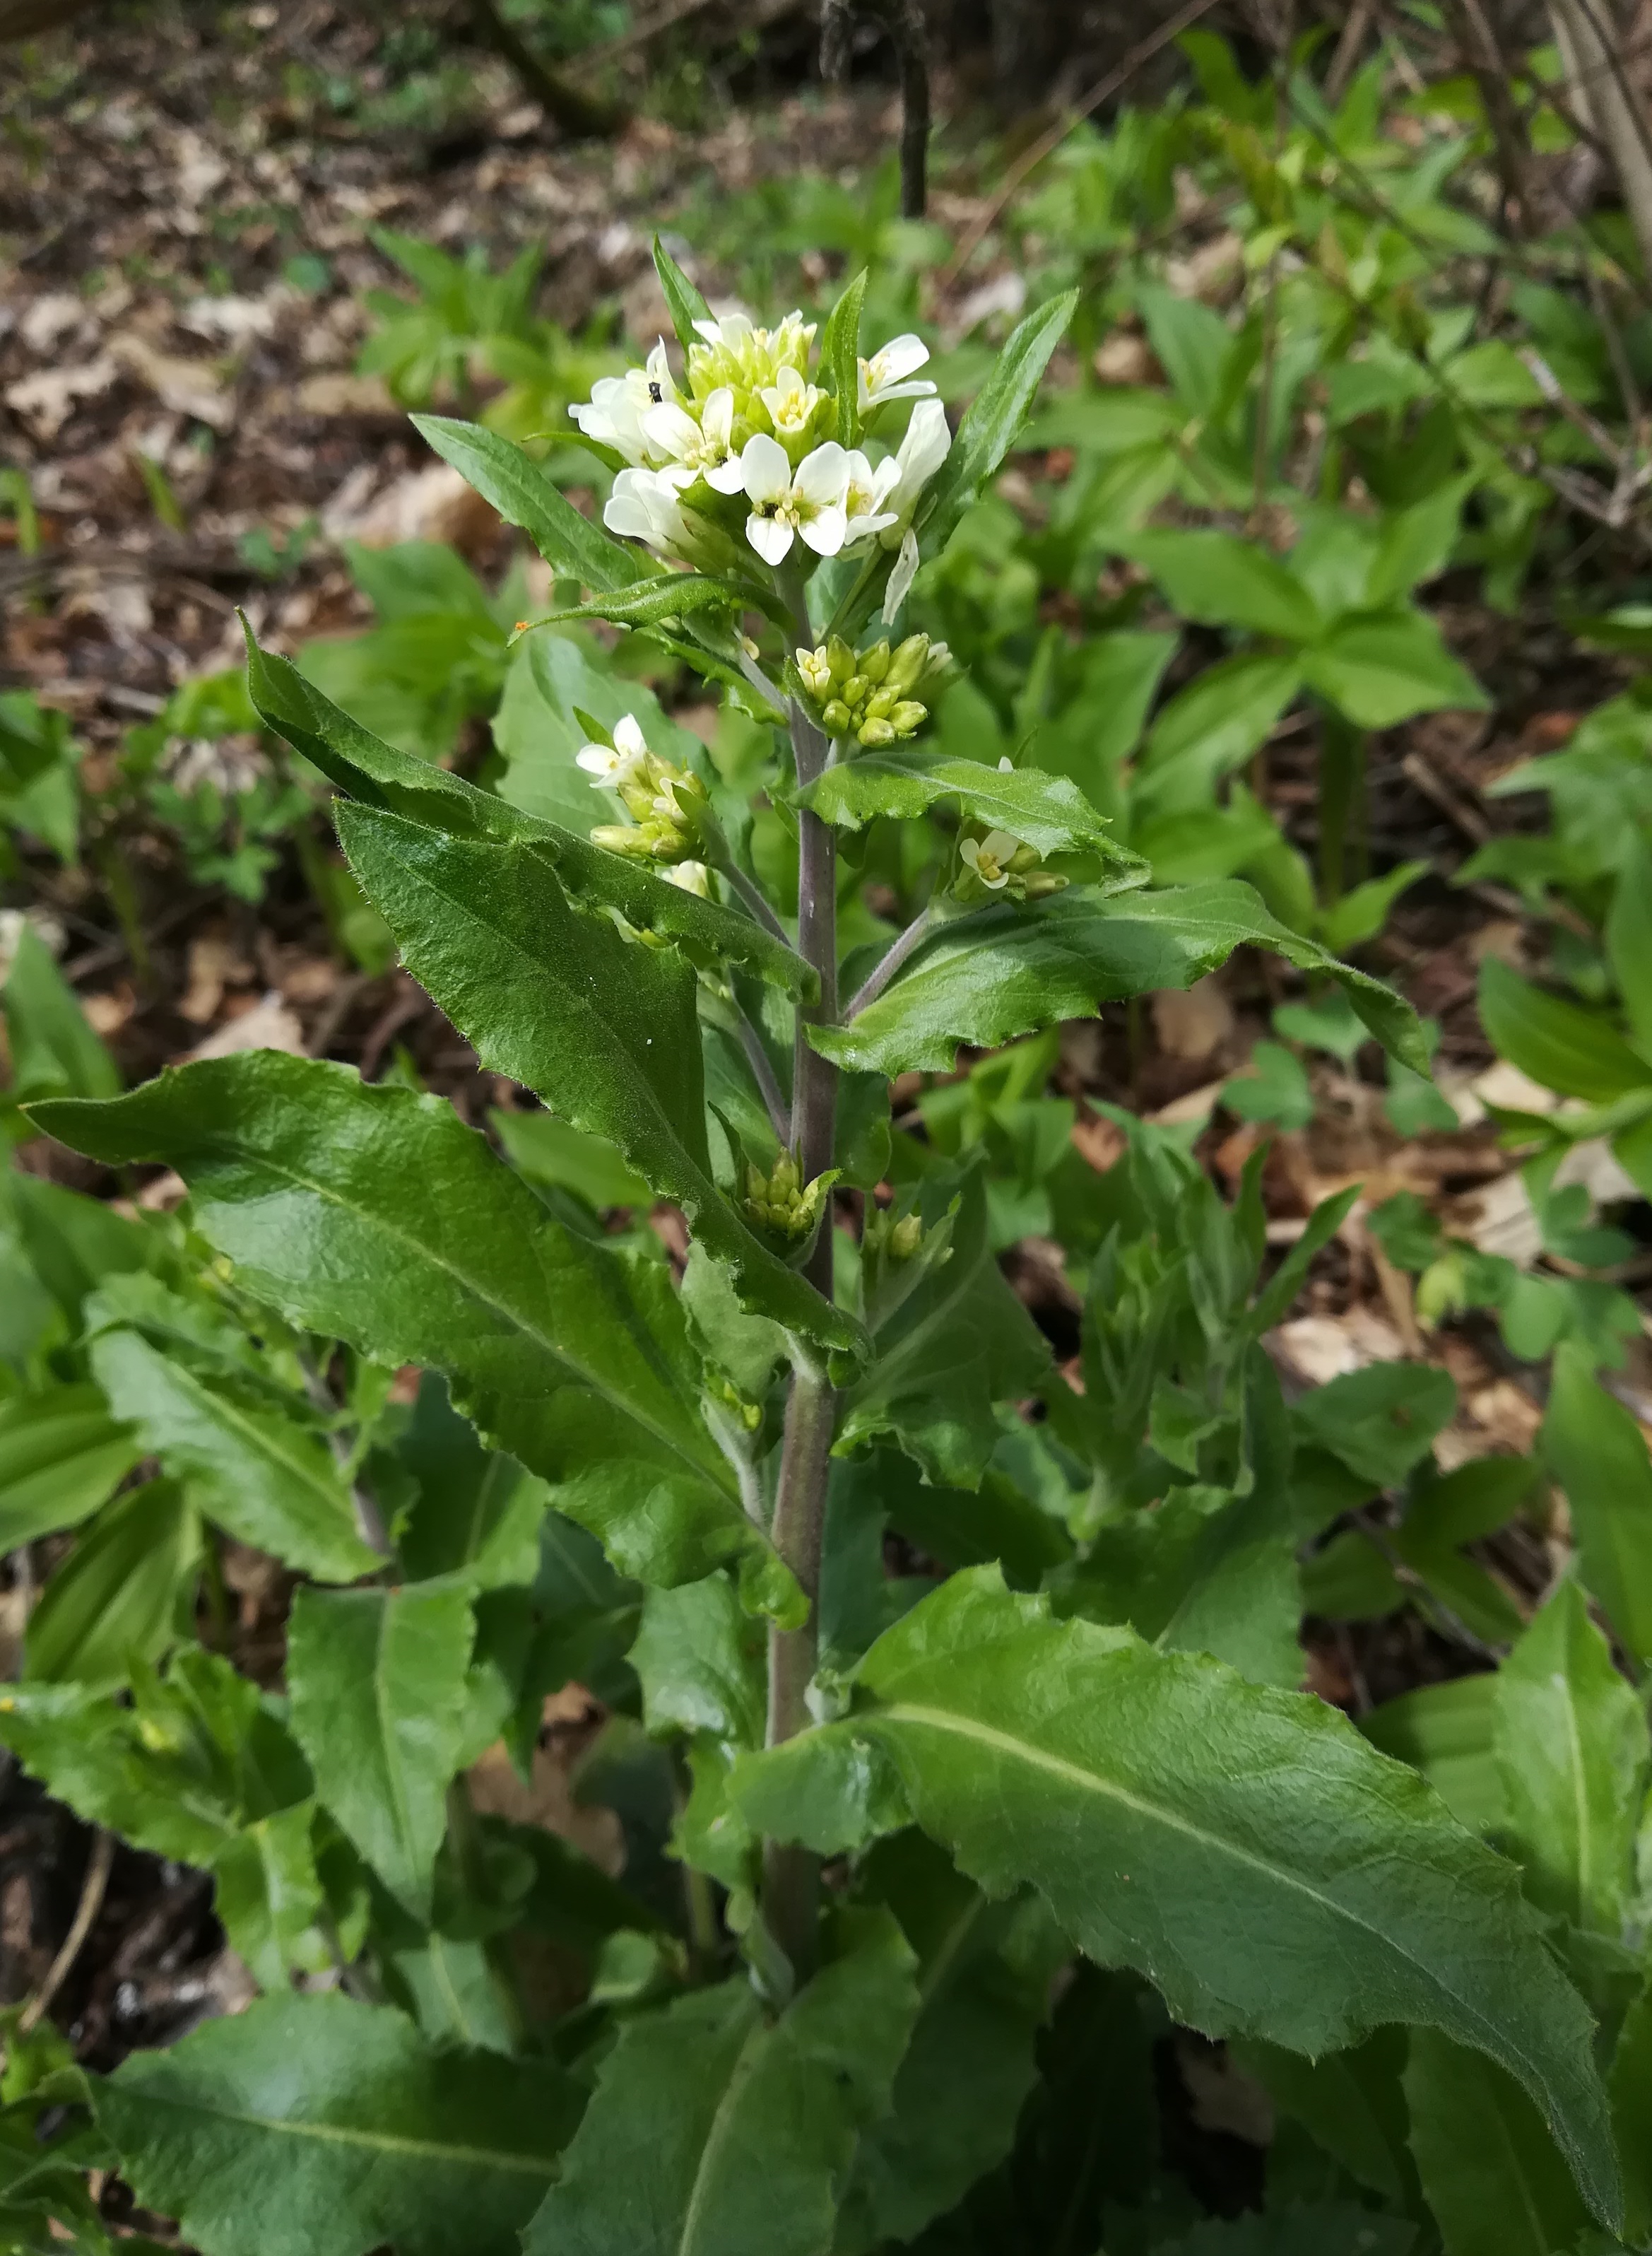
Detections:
648,382,663,403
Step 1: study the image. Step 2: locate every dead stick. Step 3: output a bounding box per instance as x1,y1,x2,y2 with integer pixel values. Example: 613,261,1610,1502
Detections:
17,1830,114,2038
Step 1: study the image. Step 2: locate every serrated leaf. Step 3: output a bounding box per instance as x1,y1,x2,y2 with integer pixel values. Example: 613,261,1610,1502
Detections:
834,1173,1050,1489
287,1583,473,1918
244,632,811,997
30,1056,798,1614
521,1910,920,2256
95,1990,580,2256
919,292,1077,553
1544,1344,1652,1669
813,881,1426,1078
1405,2030,1589,2256
0,1385,140,1550
1494,1578,1648,1934
513,572,751,634
89,1328,379,1583
731,1567,1621,2227
652,237,712,351
798,746,1140,866
335,804,861,1357
412,416,644,594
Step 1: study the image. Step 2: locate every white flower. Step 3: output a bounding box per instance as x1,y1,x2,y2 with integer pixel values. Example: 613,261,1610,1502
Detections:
576,712,649,789
692,309,755,351
960,831,1019,890
882,527,921,623
603,466,693,558
879,397,952,539
642,385,745,494
840,448,901,546
759,363,827,444
570,339,677,463
740,435,850,566
858,333,936,412
663,859,711,896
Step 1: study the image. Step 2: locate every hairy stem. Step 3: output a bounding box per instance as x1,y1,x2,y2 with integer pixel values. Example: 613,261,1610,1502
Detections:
844,902,936,1021
759,671,841,1981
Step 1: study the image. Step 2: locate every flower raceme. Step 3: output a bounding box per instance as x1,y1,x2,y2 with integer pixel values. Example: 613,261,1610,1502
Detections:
570,307,950,582
794,631,951,748
576,713,710,866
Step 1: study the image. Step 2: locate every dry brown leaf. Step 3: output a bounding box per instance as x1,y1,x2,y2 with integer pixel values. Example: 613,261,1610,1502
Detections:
1151,976,1235,1063
184,992,304,1062
467,1735,625,1876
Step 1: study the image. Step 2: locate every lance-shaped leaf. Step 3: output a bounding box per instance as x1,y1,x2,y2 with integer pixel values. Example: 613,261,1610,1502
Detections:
1404,2031,1589,2256
0,1384,141,1550
798,748,1143,866
521,1909,920,2256
287,1584,473,1919
513,572,769,636
244,633,812,997
813,880,1427,1078
653,236,712,352
96,1990,582,2256
822,266,866,452
30,1055,798,1614
834,1172,1050,1488
1493,1578,1648,1935
919,291,1078,553
730,1568,1621,2227
413,416,644,596
335,805,863,1358
89,1327,379,1584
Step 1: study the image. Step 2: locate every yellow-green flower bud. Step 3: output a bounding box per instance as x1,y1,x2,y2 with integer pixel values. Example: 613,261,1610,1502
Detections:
888,700,927,735
888,1213,923,1259
821,698,853,736
1021,870,1069,899
885,634,931,695
857,716,897,747
841,674,870,710
859,639,892,685
863,686,897,722
741,1153,833,1243
825,634,856,685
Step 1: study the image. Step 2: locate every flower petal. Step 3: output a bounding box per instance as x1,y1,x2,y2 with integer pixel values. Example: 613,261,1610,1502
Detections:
882,527,921,623
801,505,847,558
741,432,791,505
704,458,748,494
747,512,795,565
613,715,648,756
793,440,849,505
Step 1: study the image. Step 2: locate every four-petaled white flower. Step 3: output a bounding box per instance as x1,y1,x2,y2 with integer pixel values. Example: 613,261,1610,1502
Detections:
642,385,745,493
576,712,650,790
741,435,850,565
759,363,826,443
858,333,936,413
840,449,901,546
603,467,692,557
960,830,1019,891
570,340,676,463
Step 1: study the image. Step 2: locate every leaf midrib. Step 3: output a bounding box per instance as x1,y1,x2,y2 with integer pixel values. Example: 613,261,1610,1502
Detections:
112,2090,555,2175
874,1698,1536,2068
675,2011,769,2256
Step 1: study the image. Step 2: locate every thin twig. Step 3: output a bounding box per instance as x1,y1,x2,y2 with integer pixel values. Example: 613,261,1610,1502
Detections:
1326,0,1374,100
733,1005,792,1144
18,1829,114,2037
844,902,936,1018
821,0,931,218
721,858,792,947
938,0,1222,293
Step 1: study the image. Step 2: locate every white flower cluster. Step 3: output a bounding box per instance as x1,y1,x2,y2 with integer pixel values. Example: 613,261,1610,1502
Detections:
571,310,951,606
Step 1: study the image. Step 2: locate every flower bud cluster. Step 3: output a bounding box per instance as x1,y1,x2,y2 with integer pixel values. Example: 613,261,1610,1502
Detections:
863,1204,924,1263
578,712,710,866
743,1153,832,1242
795,633,951,749
952,825,1068,905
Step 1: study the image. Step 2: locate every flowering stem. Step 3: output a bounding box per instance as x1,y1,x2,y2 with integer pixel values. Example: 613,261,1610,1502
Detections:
759,626,841,1982
844,900,936,1021
732,1003,791,1144
719,854,792,948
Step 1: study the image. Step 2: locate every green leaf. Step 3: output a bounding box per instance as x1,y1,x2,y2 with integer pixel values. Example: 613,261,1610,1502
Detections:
286,1583,473,1918
652,237,712,353
0,1385,141,1549
813,881,1427,1079
1366,481,1470,605
336,805,861,1358
732,1568,1621,2226
493,1108,651,1210
1233,2031,1415,2207
1405,2030,1589,2256
920,292,1078,551
822,267,866,453
30,1057,795,1613
798,747,1139,866
514,573,752,634
632,1573,765,1748
397,1374,548,1591
1292,1363,1457,1490
88,1328,379,1583
1606,838,1652,1059
1494,1578,1647,1934
24,1479,196,1688
413,416,644,594
0,1650,326,1987
1478,959,1649,1105
1610,1978,1652,2246
1157,2209,1417,2256
3,923,119,1105
96,1990,581,2256
1321,857,1430,954
1544,1344,1652,1669
1121,530,1323,645
1223,1041,1314,1131
1137,653,1304,812
245,633,812,997
1302,609,1488,729
521,1909,920,2256
1359,1675,1504,1837
834,1173,1050,1489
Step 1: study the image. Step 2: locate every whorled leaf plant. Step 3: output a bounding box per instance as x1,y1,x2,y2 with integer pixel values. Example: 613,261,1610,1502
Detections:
11,245,1627,2254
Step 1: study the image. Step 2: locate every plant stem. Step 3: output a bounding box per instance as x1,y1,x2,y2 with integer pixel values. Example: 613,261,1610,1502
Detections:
758,655,841,1982
733,1004,791,1144
1317,706,1367,906
719,855,791,948
844,901,936,1021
